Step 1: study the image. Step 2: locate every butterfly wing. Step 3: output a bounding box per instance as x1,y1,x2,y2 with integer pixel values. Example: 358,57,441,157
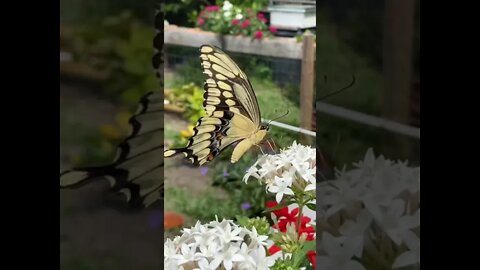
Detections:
164,45,263,165
60,5,165,208
60,91,164,208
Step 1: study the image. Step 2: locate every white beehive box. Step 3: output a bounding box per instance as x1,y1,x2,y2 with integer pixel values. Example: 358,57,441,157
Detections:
267,4,316,30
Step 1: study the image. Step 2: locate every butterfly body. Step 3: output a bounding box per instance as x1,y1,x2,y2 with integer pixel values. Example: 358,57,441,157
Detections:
164,45,268,166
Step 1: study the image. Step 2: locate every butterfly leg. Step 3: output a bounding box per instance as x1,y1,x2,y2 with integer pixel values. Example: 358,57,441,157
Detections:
257,144,265,155
267,138,277,154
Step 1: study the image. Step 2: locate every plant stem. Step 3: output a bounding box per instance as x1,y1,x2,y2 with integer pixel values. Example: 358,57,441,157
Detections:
296,202,304,239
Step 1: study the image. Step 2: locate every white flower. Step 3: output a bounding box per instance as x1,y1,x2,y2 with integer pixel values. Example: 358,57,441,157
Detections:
223,1,233,11
243,157,264,183
165,258,181,270
247,226,269,248
235,13,243,20
393,230,420,268
318,232,365,270
195,240,219,259
249,245,276,269
361,167,409,215
338,209,372,257
244,141,316,196
371,199,420,245
164,219,278,270
196,258,218,270
210,244,245,270
296,163,316,184
320,179,366,217
215,222,243,244
173,243,198,266
258,158,278,178
317,148,419,269
267,176,294,203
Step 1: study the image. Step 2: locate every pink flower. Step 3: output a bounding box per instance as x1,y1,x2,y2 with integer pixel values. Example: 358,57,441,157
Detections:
205,5,220,12
241,19,251,29
254,31,263,39
269,26,278,33
231,19,240,25
197,17,205,26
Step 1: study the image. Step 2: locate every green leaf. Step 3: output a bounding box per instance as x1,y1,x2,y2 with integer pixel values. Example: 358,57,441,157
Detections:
306,203,316,211
293,240,316,267
235,215,249,227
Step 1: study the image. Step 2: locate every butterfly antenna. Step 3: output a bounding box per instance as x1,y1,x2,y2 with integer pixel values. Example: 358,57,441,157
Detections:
267,109,290,125
318,75,356,101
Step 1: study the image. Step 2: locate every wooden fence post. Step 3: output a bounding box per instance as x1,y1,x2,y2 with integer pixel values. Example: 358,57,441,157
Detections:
300,33,315,145
382,0,416,159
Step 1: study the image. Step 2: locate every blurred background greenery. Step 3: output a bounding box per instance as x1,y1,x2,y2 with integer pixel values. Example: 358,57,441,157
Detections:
315,1,420,175
60,2,162,270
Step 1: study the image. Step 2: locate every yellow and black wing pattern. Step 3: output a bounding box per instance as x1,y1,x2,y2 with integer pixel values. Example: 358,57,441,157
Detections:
164,45,267,166
60,5,165,208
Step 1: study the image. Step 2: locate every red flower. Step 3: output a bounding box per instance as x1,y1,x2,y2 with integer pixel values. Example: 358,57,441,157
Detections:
267,201,316,240
277,214,311,232
307,250,316,269
231,19,240,25
299,226,316,241
197,17,205,26
265,201,289,218
254,31,263,39
268,244,281,255
257,12,268,23
241,19,251,29
205,5,220,12
269,26,278,33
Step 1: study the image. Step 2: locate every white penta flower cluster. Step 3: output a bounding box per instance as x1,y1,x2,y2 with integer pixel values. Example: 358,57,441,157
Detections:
221,1,243,20
164,218,276,270
243,141,316,203
317,148,420,270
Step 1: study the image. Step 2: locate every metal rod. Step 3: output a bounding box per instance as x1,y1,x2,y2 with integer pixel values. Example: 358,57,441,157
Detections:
316,101,420,139
262,118,317,137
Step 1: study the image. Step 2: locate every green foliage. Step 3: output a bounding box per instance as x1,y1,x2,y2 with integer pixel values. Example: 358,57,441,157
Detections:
164,0,206,27
62,12,160,165
224,0,269,12
167,82,207,123
60,0,156,25
236,216,271,236
210,155,272,217
166,185,268,223
185,86,207,123
295,30,317,43
69,11,157,107
271,260,297,270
